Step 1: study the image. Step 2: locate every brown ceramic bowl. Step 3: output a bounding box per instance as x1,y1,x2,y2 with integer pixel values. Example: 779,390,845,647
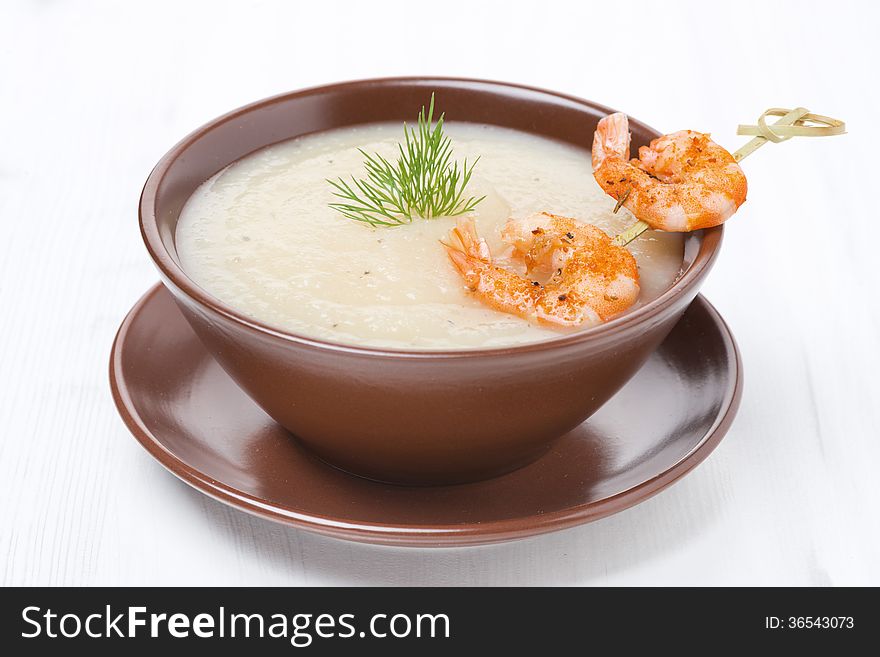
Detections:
140,77,723,485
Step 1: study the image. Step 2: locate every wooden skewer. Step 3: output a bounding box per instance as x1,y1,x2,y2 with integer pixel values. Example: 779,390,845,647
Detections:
731,106,810,161
611,217,650,248
610,107,844,247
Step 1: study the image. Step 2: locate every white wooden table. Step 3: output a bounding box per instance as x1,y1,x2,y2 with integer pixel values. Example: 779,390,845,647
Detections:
2,0,877,586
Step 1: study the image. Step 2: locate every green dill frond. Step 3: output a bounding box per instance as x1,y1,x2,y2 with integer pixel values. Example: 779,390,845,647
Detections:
327,94,485,227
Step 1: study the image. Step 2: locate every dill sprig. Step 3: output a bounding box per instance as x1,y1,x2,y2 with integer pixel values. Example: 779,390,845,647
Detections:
327,94,485,227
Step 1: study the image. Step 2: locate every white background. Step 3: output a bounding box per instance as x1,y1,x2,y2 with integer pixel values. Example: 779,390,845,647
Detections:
1,0,877,586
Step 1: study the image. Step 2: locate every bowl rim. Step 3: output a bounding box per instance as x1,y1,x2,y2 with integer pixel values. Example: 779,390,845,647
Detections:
140,76,724,359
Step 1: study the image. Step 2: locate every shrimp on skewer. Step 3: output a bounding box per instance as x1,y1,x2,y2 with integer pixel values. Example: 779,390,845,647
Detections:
593,112,747,232
441,213,640,327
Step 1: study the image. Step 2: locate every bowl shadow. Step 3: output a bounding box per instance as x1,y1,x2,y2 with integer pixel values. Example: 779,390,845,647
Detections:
171,458,726,586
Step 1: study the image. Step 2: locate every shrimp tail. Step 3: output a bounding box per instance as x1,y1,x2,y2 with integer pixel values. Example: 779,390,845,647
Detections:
592,112,631,170
441,218,490,290
444,246,476,283
440,217,491,261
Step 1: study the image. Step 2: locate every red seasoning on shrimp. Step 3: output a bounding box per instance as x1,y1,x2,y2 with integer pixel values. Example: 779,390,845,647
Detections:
442,213,640,327
592,112,748,231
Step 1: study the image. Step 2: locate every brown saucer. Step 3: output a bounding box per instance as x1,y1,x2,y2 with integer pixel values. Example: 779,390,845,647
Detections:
110,284,742,547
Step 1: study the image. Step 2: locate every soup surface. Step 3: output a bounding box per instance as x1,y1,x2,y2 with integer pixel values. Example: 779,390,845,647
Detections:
176,123,684,349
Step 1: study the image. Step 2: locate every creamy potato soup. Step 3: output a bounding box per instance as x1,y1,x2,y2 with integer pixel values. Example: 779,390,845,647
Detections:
176,123,684,349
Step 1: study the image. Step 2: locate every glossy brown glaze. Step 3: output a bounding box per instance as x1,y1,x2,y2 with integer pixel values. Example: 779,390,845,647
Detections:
110,285,742,547
139,78,724,484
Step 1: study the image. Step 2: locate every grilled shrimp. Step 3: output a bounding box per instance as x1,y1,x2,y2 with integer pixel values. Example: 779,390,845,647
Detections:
442,213,640,327
593,112,747,231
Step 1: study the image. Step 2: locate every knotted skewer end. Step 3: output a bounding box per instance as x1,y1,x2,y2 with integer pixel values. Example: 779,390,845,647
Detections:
612,106,846,243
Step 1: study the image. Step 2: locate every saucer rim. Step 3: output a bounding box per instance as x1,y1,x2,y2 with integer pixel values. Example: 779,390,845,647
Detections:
110,284,743,547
